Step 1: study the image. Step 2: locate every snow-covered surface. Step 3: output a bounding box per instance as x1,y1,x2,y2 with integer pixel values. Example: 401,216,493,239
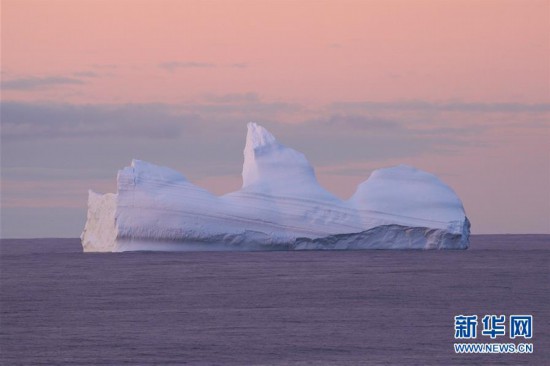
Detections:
81,123,470,252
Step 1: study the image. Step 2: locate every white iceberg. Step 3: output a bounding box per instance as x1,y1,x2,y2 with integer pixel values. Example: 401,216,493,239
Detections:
81,123,470,252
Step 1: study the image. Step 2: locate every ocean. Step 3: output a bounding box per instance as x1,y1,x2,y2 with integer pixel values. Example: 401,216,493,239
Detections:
1,235,548,365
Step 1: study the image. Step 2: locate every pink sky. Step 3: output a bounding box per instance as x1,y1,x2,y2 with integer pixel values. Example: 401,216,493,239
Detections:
1,0,549,237
4,0,548,104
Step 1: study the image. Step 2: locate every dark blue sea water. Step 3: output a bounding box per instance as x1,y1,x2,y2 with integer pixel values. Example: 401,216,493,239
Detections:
1,235,548,365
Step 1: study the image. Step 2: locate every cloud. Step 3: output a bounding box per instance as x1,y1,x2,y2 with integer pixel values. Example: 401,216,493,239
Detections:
1,101,198,140
202,92,260,104
1,76,85,90
91,63,118,69
1,99,483,158
73,71,100,78
331,101,550,113
158,61,248,72
0,95,303,143
158,61,216,71
187,100,302,116
1,178,114,208
263,114,476,167
314,114,402,131
229,63,248,68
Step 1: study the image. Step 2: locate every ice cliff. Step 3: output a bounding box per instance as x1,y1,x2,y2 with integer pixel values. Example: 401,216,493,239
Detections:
81,123,470,252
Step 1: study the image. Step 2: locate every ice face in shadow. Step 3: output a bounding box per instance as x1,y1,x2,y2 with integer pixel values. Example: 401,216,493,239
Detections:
81,123,470,252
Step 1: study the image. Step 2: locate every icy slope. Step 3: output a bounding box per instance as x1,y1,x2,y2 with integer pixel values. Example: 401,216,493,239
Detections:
81,123,470,252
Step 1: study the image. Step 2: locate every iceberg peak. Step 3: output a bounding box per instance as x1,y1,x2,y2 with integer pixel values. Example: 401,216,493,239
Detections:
242,122,320,195
245,122,278,152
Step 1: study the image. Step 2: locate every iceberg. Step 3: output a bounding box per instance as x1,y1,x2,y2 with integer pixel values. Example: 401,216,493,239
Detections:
81,123,470,252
